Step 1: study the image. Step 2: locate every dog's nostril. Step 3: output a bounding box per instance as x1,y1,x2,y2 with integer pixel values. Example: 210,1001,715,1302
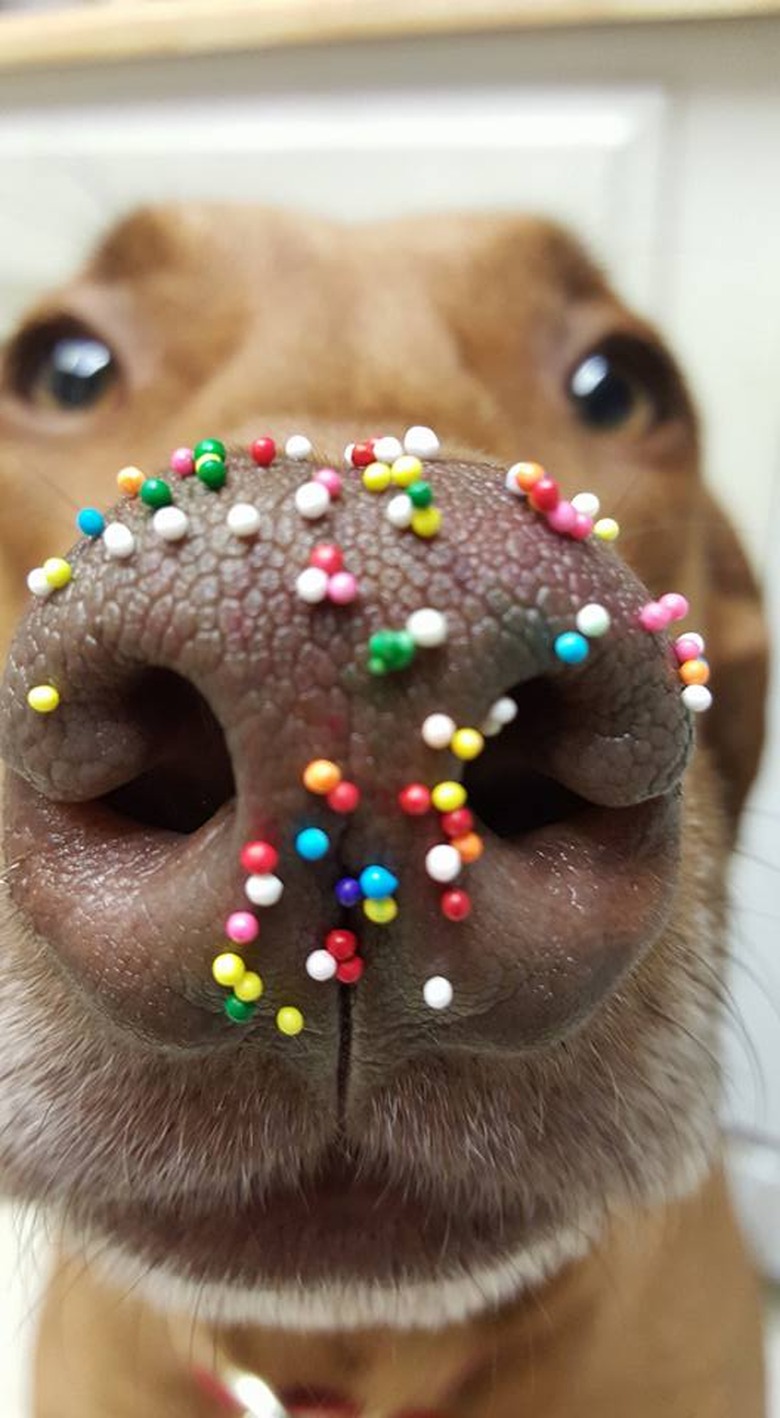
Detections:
102,670,234,835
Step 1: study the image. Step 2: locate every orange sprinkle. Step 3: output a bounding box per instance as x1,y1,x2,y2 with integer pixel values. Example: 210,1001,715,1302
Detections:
303,759,342,795
452,832,484,864
116,466,144,497
515,462,546,493
679,658,710,686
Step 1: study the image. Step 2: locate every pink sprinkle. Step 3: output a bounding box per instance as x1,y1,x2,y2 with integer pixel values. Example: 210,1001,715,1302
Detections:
639,601,672,632
570,513,594,541
315,467,343,499
328,571,358,605
225,911,259,945
675,632,706,663
659,592,689,622
170,446,194,477
546,500,577,534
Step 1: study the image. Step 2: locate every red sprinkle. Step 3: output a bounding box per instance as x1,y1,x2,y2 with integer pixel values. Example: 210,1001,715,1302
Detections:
440,807,474,838
326,929,358,961
250,437,276,467
351,440,376,468
398,783,432,816
336,957,365,985
441,889,472,921
327,781,361,814
310,543,344,575
240,840,279,874
528,477,560,513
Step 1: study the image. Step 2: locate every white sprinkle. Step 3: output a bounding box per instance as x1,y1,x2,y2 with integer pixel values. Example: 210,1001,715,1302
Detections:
387,493,414,529
285,434,313,460
423,975,454,1011
489,696,518,725
406,608,448,648
404,425,440,459
373,435,404,462
306,949,338,982
572,491,601,519
421,713,456,750
152,506,189,542
294,481,330,520
425,843,462,884
682,684,713,714
103,522,136,559
27,567,52,598
227,503,261,538
575,603,611,639
245,873,284,907
504,467,525,496
296,566,329,604
343,443,356,467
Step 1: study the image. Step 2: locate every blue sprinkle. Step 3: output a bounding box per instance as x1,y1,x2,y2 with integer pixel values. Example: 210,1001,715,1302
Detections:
77,507,106,538
295,827,330,862
359,865,399,900
554,631,590,665
335,876,362,908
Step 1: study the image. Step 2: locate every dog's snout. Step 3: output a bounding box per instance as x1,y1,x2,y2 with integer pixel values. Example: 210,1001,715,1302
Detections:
0,447,694,1066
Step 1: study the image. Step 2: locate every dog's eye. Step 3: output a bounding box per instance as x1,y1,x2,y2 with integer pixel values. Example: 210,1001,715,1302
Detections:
568,336,682,433
5,319,117,411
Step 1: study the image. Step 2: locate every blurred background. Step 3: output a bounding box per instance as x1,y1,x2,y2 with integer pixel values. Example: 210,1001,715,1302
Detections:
0,1,778,1414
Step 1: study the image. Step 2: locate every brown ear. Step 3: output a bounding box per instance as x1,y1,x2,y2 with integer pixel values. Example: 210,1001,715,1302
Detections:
699,490,768,828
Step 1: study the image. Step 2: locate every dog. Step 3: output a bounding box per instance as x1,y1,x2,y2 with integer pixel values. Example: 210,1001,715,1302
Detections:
0,205,769,1417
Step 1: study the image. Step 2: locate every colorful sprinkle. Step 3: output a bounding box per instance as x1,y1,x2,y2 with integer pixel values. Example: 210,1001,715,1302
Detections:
450,728,484,761
196,457,227,491
441,889,472,921
594,517,620,542
309,544,343,575
359,865,399,899
325,929,358,961
327,780,360,813
27,685,60,714
367,628,416,675
328,571,358,605
410,506,442,539
431,781,467,813
170,447,195,477
675,633,705,663
336,956,365,985
441,807,473,838
194,438,226,461
234,971,264,1002
295,827,330,861
76,508,106,538
250,437,276,467
363,896,398,925
398,783,432,816
362,461,392,493
140,477,173,510
335,877,362,908
212,952,246,987
391,455,423,488
226,996,256,1024
276,1006,305,1036
303,759,342,795
43,557,72,590
225,911,259,945
554,631,590,664
116,466,144,497
240,840,278,874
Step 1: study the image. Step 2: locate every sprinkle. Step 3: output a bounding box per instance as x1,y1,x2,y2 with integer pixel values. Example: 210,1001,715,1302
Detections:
423,975,454,1010
528,476,560,513
250,437,276,467
327,780,360,813
575,603,611,638
244,874,284,907
554,631,590,664
362,461,392,493
441,889,472,921
212,953,245,987
195,438,226,461
373,435,404,461
398,783,432,816
152,506,189,542
659,592,690,622
364,897,398,925
367,629,416,674
140,477,173,509
409,481,433,509
303,759,342,795
441,807,473,838
227,503,261,538
572,492,601,519
679,657,710,686
196,457,227,491
431,781,467,813
481,696,518,736
306,949,338,982
234,971,264,1003
295,827,330,861
411,506,442,539
103,522,136,559
425,844,462,883
594,517,620,542
674,633,705,663
343,443,356,466
170,447,195,477
328,571,358,605
406,607,448,648
296,566,329,603
336,956,365,984
450,728,484,761
27,568,52,598
350,441,376,468
325,929,358,960
682,684,713,713
225,911,259,945
76,508,106,538
314,467,343,499
638,602,671,633
310,544,343,575
335,878,362,908
547,500,577,535
116,466,144,496
403,426,440,459
387,493,414,528
43,557,72,590
276,1006,305,1036
359,865,399,899
225,997,255,1024
286,434,313,460
508,462,545,493
391,455,423,488
295,481,330,520
570,513,594,541
421,713,456,750
27,685,60,714
452,832,484,863
240,840,279,874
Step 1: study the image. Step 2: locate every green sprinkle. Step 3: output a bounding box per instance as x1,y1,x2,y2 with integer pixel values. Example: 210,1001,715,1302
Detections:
195,438,226,460
225,996,256,1024
409,481,433,509
140,477,173,509
197,458,227,490
367,629,416,674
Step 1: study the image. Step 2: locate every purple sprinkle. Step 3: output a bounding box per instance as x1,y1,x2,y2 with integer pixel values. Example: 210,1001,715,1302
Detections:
335,877,362,908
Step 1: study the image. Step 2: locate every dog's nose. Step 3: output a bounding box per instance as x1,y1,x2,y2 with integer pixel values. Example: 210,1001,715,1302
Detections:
1,444,696,1067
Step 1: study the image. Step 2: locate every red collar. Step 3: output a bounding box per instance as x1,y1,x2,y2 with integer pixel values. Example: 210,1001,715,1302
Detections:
194,1365,444,1417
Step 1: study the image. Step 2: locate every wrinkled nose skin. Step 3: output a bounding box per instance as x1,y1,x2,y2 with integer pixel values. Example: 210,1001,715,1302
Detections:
1,449,691,1084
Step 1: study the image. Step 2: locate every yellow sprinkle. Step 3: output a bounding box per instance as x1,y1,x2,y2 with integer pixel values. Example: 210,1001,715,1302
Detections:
451,728,484,761
276,1006,304,1037
234,971,264,1003
27,685,60,714
411,506,442,539
391,455,423,488
431,780,467,813
362,461,391,493
594,517,620,542
116,465,145,497
363,896,398,925
212,952,245,988
42,557,72,590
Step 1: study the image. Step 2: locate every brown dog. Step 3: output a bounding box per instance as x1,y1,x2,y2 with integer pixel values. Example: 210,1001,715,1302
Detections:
0,206,769,1417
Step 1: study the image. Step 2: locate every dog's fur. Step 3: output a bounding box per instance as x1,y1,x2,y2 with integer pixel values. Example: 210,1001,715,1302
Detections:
0,206,769,1416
